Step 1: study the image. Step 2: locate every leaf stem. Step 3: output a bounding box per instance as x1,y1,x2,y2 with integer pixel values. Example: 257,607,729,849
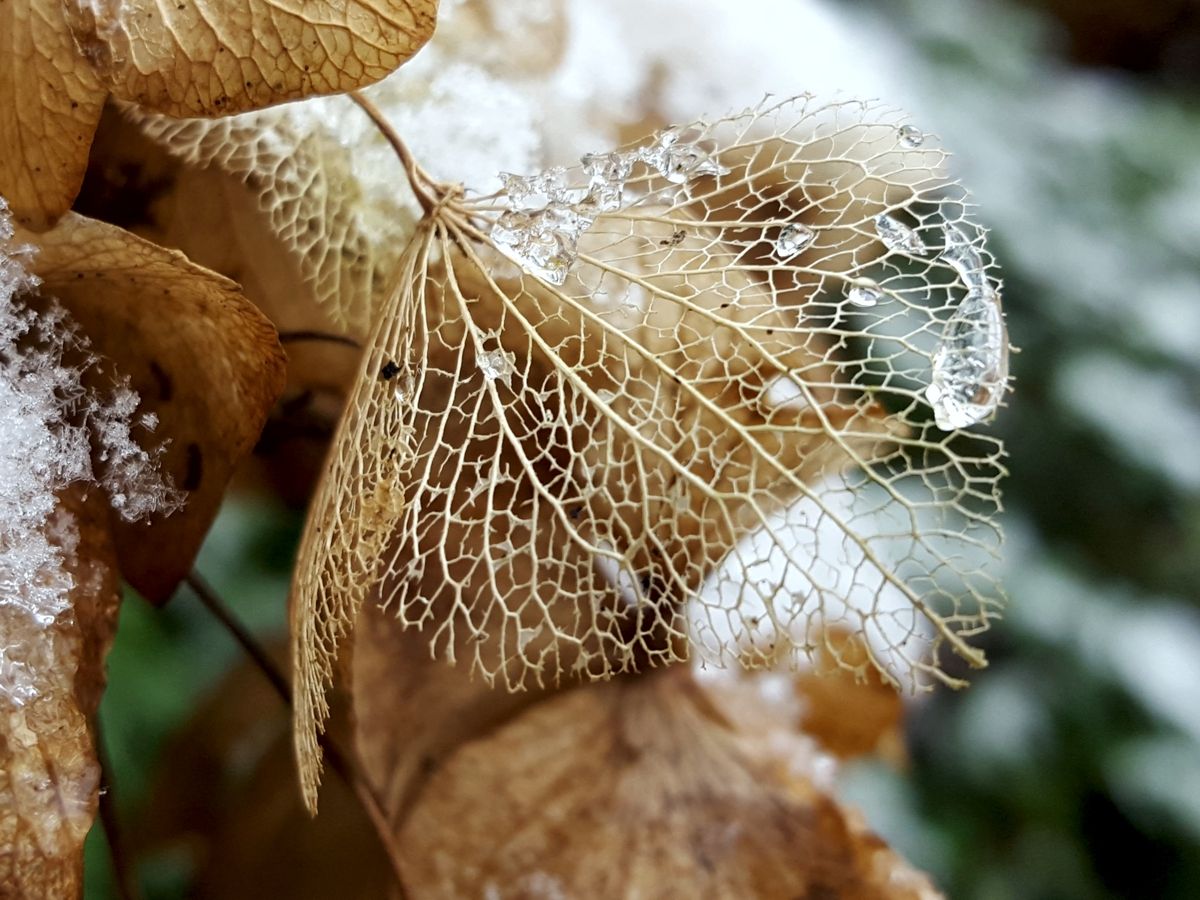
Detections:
349,90,439,218
95,718,141,900
277,330,362,350
183,571,410,897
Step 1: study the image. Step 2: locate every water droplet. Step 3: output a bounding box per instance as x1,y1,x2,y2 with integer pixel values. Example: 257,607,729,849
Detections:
491,209,579,285
643,128,728,184
500,167,572,208
760,374,811,412
845,285,882,308
581,151,634,185
941,223,989,292
516,627,541,652
478,346,516,384
772,223,815,259
898,124,924,148
926,288,1008,430
874,213,927,255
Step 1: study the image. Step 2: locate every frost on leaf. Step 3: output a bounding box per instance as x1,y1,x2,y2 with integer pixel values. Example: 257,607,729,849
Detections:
0,489,121,900
0,0,437,228
292,97,1010,808
0,201,165,898
19,213,289,602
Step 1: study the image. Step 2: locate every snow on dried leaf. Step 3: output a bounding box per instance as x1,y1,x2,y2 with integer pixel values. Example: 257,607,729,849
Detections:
292,96,1009,809
0,0,437,228
0,487,121,900
21,213,288,602
399,669,942,899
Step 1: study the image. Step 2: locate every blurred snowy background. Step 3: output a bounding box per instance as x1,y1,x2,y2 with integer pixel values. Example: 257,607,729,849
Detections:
87,0,1200,897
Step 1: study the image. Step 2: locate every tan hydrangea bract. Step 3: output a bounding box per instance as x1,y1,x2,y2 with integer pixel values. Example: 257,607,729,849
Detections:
21,214,289,602
0,489,120,900
290,96,1009,810
0,0,437,228
137,100,415,334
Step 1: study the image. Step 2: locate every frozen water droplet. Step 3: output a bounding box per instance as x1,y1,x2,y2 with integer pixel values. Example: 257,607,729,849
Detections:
942,223,989,292
760,374,810,412
491,209,579,285
517,625,542,652
478,347,516,384
874,213,927,255
579,181,623,215
926,288,1008,430
845,285,882,308
500,167,571,208
772,223,815,259
898,124,924,148
492,210,533,244
581,151,633,185
643,129,728,184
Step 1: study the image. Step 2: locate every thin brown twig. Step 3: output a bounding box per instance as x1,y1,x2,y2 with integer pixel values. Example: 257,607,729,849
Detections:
277,330,363,350
183,571,409,898
95,718,141,900
349,90,440,217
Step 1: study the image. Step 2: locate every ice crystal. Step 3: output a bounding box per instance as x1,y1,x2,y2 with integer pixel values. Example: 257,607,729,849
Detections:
0,198,179,705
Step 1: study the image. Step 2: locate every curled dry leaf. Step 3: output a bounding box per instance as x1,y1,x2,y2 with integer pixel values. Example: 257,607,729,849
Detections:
398,668,941,899
19,214,288,602
291,97,1009,808
0,0,107,229
0,487,121,900
0,0,437,228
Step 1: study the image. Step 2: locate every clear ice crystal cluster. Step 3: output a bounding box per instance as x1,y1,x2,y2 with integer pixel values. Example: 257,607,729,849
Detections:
490,121,1007,433
491,128,727,286
926,223,1008,430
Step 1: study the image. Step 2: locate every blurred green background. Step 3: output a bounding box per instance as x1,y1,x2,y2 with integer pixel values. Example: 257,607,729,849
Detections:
85,0,1200,896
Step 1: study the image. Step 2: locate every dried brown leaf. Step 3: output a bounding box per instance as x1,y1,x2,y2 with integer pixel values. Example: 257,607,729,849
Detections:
0,0,437,228
68,0,437,117
20,214,288,601
398,669,942,899
0,0,108,229
0,487,121,900
794,629,908,762
351,597,558,821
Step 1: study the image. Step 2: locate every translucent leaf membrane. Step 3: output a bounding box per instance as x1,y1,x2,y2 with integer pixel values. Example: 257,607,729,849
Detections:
137,102,418,333
292,96,1009,807
135,54,544,335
